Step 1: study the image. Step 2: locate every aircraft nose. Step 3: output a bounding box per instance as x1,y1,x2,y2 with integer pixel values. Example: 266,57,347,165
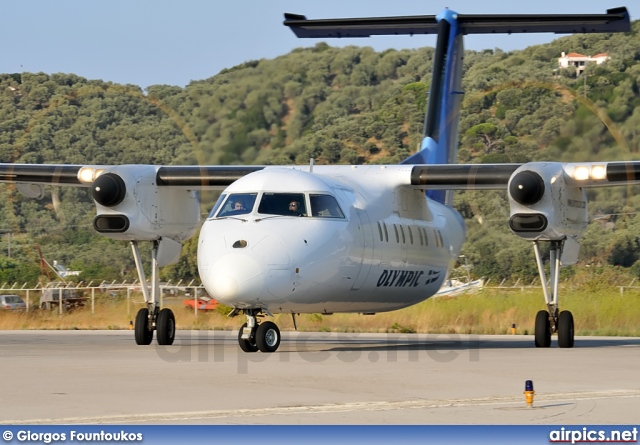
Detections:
207,253,264,303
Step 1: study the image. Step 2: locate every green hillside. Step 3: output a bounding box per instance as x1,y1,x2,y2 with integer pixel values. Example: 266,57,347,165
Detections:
1,20,640,285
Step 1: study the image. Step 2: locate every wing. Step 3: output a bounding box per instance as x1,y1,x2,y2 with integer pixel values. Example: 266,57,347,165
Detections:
0,164,264,187
408,162,640,189
3,161,640,192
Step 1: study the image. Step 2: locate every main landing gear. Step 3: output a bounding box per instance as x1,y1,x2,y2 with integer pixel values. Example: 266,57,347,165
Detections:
532,240,574,348
131,240,175,346
236,309,281,353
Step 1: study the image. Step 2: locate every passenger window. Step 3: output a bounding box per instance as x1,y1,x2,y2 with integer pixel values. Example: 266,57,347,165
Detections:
408,226,414,245
216,193,257,218
400,225,406,244
257,193,307,216
310,194,345,218
393,224,399,243
383,223,389,242
377,222,383,242
423,228,428,246
434,230,442,248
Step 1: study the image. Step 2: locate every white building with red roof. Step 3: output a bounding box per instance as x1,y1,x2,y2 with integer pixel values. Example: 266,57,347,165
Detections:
558,52,610,75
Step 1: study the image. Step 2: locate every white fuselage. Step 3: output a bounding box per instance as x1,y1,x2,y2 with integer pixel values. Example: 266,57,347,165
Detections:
197,166,465,314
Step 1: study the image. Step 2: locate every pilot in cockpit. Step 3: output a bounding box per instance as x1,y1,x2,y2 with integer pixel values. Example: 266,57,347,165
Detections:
234,200,246,211
288,200,304,216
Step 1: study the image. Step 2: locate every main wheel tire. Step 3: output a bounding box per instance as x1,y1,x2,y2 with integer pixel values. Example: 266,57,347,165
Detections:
534,310,551,348
134,308,154,345
557,310,575,348
238,322,258,352
256,321,281,353
156,308,176,345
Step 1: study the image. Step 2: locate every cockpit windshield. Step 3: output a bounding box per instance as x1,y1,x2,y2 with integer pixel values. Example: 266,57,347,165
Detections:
258,193,307,217
208,194,226,218
310,194,345,218
212,192,345,219
216,193,257,217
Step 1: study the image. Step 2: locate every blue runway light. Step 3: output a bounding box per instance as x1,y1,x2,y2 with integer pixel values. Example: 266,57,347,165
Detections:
524,380,535,407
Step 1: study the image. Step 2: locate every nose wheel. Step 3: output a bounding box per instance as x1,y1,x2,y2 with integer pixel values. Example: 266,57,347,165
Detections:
237,311,281,353
256,321,281,352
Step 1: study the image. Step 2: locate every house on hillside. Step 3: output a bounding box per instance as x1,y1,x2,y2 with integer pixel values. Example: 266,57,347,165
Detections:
558,52,609,76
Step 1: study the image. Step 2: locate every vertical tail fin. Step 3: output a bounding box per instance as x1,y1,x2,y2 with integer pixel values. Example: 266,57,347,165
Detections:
284,7,630,206
400,10,464,206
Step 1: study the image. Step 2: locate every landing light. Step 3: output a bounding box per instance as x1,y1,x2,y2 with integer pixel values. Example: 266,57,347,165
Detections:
78,167,105,184
574,166,590,181
591,164,606,180
567,164,607,181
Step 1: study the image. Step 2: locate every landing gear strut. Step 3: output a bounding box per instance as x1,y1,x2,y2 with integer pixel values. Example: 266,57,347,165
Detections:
532,240,574,348
131,240,175,346
237,310,281,353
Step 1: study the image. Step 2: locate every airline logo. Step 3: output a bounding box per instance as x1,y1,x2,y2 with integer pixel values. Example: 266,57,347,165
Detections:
376,269,441,288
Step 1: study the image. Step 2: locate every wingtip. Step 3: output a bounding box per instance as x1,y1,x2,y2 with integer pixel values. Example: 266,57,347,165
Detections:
606,6,628,15
284,13,307,22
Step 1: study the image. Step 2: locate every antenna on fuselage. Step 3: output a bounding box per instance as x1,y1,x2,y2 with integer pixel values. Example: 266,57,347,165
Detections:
309,158,314,173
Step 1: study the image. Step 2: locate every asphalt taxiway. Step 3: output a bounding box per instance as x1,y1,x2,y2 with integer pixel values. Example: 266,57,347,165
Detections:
0,330,638,424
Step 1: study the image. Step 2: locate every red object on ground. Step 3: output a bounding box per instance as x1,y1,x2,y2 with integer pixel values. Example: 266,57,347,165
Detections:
183,298,218,311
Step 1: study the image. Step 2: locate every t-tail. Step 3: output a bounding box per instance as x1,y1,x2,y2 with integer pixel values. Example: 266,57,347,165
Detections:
400,10,463,206
284,7,631,205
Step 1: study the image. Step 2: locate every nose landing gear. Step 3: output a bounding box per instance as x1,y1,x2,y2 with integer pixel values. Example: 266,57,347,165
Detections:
237,310,281,353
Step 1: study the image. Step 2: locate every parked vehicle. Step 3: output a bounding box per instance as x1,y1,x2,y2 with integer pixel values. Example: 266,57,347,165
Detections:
183,296,219,311
0,295,26,310
40,284,85,311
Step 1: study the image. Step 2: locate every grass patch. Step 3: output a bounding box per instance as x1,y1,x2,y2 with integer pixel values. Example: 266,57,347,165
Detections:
1,288,639,336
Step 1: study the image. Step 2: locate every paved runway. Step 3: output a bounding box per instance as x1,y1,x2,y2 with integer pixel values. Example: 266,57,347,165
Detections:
0,330,639,424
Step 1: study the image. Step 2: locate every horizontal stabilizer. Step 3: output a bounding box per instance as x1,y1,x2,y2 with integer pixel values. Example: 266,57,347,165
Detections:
284,7,630,38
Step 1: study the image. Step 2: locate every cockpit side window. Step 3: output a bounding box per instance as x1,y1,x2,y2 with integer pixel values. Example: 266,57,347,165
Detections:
208,194,227,219
216,193,257,217
310,194,345,219
258,193,307,217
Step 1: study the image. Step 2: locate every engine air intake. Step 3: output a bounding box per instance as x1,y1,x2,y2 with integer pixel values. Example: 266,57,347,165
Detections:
93,215,130,233
509,214,548,232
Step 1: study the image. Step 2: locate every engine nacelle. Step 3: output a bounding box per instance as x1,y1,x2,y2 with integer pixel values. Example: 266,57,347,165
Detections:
90,165,201,243
508,162,588,264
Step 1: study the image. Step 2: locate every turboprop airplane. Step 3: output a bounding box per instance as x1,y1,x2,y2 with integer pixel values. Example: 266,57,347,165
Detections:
0,7,633,352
